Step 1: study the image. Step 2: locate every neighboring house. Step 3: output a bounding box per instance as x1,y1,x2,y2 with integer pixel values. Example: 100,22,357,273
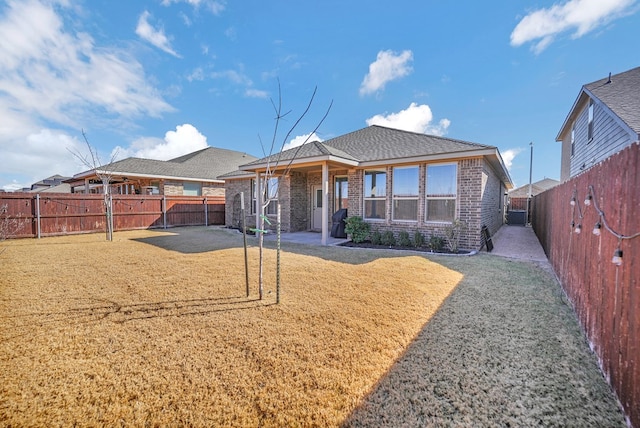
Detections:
223,125,513,249
23,175,72,193
557,66,640,182
508,178,559,210
69,147,257,196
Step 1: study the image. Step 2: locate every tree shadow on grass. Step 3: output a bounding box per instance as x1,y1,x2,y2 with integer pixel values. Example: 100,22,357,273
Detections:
0,294,274,343
132,226,245,254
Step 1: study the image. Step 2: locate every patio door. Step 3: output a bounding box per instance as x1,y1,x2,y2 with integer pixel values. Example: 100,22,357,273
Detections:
312,185,323,230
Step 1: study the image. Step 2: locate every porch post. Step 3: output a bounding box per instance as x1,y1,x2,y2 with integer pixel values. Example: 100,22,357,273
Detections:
321,162,329,245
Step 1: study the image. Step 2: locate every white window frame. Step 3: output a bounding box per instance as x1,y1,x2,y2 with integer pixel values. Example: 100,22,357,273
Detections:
392,165,419,222
251,177,278,215
425,162,458,223
570,124,575,157
363,170,386,221
587,100,594,142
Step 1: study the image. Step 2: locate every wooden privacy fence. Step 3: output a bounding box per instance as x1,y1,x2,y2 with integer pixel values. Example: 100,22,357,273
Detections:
532,142,639,428
0,193,225,239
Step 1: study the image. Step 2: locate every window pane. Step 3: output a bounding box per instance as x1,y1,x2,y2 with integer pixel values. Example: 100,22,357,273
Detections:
393,199,418,221
393,167,418,196
364,200,385,219
427,164,457,197
427,199,455,222
183,182,201,196
364,171,386,197
335,178,348,211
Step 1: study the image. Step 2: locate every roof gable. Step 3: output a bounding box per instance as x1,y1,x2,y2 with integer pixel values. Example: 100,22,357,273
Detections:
75,147,258,181
557,66,640,140
243,125,495,166
584,66,640,135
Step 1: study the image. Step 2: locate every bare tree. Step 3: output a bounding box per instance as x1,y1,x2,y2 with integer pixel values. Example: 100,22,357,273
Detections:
68,130,119,241
254,82,332,300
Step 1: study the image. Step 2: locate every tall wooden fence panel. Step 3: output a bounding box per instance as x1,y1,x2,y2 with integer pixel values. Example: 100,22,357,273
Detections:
532,142,639,428
0,193,225,238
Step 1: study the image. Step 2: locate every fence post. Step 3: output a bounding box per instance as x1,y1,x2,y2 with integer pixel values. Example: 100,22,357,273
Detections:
204,197,208,226
35,194,41,239
163,195,167,229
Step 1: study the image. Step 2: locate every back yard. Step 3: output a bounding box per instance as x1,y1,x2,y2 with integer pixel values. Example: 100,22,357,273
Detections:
0,227,626,426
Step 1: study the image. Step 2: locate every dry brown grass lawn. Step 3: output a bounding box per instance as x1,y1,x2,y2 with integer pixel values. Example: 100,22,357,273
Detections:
0,227,462,426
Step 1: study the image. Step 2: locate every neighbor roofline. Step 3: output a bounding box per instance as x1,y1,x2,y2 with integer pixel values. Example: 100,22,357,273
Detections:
239,155,359,172
72,169,224,183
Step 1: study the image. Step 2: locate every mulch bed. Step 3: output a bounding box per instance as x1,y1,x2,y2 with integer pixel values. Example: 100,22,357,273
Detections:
339,240,474,255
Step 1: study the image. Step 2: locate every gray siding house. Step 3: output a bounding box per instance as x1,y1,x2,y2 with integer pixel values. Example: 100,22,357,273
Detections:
558,66,640,182
223,125,513,249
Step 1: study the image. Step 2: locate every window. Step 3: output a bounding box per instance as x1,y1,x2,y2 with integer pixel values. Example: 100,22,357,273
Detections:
252,177,279,215
570,125,575,157
183,182,202,196
392,166,418,221
587,100,594,141
334,177,348,211
363,170,386,219
426,163,457,222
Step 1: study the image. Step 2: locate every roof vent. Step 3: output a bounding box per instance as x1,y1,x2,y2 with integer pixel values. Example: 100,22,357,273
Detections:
607,72,611,83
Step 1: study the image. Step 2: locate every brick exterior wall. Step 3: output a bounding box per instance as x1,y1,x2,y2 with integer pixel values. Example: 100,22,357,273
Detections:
203,183,225,197
224,178,253,229
223,158,506,249
164,181,183,196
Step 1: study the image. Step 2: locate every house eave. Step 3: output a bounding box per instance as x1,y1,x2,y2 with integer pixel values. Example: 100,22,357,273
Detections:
72,170,224,184
239,155,359,172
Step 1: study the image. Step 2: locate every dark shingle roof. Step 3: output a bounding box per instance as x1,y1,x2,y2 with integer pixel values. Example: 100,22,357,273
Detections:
585,67,640,134
243,125,495,167
76,147,258,181
509,178,559,198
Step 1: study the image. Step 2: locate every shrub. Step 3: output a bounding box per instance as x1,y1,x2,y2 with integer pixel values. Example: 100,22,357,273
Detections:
398,230,412,247
443,219,465,253
414,231,425,248
381,230,396,246
371,229,383,245
344,216,370,244
429,235,445,251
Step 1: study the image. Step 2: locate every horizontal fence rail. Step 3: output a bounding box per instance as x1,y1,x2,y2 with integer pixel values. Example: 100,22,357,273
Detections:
532,142,639,428
0,193,225,239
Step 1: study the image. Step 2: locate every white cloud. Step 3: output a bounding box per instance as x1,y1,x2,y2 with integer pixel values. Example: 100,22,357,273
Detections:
0,128,87,191
114,124,208,161
360,50,413,96
136,11,181,57
245,88,269,98
282,133,323,152
0,1,173,128
365,103,450,136
161,0,225,15
501,148,522,171
0,0,174,190
510,0,636,54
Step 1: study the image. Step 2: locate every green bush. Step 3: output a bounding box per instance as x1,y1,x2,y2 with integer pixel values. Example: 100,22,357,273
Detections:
381,230,396,246
371,229,383,245
344,216,370,244
414,231,425,248
398,230,412,247
429,235,445,251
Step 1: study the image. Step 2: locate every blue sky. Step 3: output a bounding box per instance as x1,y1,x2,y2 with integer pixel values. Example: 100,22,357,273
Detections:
1,0,638,191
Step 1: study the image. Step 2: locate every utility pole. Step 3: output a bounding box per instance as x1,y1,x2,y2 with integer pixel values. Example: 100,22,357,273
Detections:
526,142,533,226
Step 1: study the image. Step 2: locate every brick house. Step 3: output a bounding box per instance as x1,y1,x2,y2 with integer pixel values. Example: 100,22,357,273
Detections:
69,147,257,196
223,125,513,249
557,66,640,182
